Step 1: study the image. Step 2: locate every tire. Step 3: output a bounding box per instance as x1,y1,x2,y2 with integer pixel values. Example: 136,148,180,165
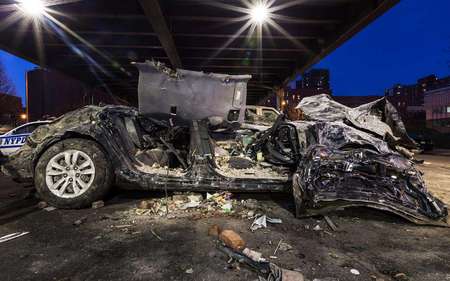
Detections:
34,138,113,209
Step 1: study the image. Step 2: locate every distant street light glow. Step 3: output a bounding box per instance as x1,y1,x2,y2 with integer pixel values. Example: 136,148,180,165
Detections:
17,0,45,17
250,3,269,24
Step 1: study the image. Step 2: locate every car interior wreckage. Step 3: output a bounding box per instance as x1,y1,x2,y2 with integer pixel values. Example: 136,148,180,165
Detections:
1,61,447,226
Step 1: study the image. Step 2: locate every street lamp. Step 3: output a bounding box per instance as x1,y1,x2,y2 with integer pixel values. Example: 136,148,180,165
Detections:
250,3,269,25
17,0,45,17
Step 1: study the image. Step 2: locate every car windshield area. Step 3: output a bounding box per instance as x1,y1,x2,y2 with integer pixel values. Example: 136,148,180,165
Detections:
262,109,279,123
245,108,279,125
13,123,42,135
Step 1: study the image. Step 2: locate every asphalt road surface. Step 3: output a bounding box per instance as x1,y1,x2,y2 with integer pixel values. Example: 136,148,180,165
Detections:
0,153,449,281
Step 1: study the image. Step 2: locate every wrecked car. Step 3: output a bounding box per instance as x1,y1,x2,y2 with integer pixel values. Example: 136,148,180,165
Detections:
1,61,447,226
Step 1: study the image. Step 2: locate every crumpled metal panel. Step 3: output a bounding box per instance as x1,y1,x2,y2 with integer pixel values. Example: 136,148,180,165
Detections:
135,61,251,124
297,94,417,150
293,145,448,226
288,95,448,225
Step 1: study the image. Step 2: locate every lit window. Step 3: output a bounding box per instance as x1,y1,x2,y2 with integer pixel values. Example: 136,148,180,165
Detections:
447,107,450,113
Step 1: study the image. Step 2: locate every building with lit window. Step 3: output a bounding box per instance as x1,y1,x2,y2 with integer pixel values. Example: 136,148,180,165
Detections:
298,69,330,90
385,74,450,130
424,86,450,133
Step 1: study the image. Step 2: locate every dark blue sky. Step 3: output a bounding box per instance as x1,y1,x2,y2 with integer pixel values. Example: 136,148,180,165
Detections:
312,0,450,96
0,51,35,106
1,0,449,105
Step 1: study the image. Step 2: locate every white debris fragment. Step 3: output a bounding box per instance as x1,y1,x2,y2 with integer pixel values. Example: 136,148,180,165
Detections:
313,225,322,231
350,269,360,275
44,206,57,212
243,248,265,262
221,202,233,212
250,215,283,231
185,268,194,274
0,232,30,243
267,217,283,224
251,215,267,231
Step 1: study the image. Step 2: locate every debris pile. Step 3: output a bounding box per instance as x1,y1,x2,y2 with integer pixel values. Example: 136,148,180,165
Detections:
213,135,290,179
132,192,266,219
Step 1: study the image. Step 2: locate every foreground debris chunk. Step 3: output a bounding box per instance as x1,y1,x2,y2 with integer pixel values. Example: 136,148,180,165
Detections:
91,200,104,209
219,229,246,251
0,232,29,243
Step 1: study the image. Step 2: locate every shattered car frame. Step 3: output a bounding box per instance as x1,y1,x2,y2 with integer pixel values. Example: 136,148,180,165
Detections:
1,62,447,226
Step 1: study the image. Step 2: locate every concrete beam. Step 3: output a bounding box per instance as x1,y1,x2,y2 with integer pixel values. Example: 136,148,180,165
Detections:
138,0,182,68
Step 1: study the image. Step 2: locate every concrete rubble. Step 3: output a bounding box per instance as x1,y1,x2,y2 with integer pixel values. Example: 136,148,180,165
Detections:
130,192,270,221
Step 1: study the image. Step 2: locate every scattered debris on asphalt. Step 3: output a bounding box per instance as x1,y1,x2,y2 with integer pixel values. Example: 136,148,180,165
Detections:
217,242,305,281
208,224,221,238
273,239,283,256
128,192,279,223
150,228,163,241
37,201,47,209
112,224,133,229
185,268,194,274
324,216,338,231
219,229,246,251
394,272,409,281
43,206,56,212
251,215,267,231
73,216,87,226
242,248,264,262
278,241,293,252
91,200,104,209
312,225,322,231
0,231,29,243
250,215,283,232
211,224,305,280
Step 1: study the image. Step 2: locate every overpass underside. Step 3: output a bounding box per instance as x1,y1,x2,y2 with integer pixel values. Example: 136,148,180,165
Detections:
0,0,398,105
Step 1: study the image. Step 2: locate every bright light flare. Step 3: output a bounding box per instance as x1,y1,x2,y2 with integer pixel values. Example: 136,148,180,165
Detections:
17,0,45,17
250,3,269,24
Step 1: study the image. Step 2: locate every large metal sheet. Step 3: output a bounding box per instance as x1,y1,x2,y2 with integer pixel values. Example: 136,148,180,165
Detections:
135,61,251,124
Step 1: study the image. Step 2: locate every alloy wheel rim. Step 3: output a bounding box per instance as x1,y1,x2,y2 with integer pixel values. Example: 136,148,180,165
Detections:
45,149,96,198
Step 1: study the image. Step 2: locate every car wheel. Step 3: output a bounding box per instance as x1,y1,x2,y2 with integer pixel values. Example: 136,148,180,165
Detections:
34,138,113,208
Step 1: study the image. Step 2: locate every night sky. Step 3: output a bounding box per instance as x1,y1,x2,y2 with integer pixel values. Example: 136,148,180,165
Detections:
0,0,449,106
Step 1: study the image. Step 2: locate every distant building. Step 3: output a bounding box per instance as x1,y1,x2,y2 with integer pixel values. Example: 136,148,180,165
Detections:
384,74,450,131
418,74,450,92
0,92,23,128
385,84,423,120
424,86,450,133
27,68,127,122
280,69,332,119
297,69,330,90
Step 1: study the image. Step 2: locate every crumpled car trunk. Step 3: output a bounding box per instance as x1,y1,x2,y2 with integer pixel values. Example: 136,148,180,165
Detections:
285,94,448,226
292,145,447,226
296,94,417,151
